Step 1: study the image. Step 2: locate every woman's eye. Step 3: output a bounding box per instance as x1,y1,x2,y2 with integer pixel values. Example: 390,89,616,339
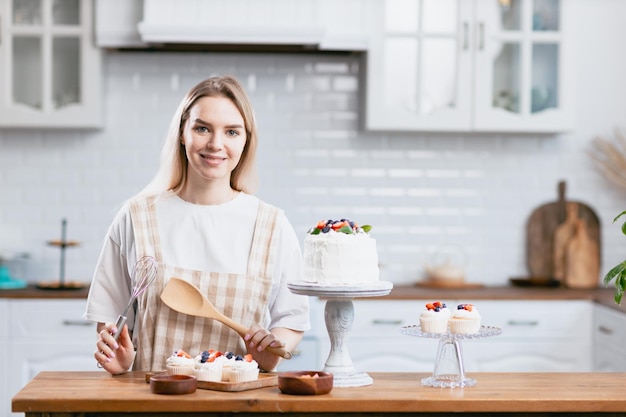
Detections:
227,129,240,137
194,126,209,133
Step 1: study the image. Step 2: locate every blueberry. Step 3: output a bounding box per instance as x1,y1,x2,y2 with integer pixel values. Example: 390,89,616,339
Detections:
322,226,330,233
235,355,244,361
225,352,234,359
434,307,441,312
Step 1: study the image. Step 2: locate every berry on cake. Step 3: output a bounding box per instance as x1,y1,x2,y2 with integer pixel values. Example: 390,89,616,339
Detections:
303,219,379,285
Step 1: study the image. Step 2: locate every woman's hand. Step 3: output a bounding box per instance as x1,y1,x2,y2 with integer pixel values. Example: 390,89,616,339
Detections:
244,325,303,372
94,322,135,375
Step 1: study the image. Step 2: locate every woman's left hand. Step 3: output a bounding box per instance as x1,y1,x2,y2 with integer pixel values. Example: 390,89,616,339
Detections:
244,324,287,372
244,324,284,353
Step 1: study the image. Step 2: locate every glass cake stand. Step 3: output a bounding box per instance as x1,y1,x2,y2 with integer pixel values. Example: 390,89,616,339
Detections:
287,280,393,387
400,324,502,388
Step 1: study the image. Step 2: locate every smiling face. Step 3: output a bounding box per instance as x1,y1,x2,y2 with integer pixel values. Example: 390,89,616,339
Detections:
181,95,247,187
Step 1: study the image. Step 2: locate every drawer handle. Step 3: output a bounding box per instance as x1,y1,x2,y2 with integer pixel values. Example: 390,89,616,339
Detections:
598,325,614,335
62,320,94,327
371,319,403,325
507,320,538,326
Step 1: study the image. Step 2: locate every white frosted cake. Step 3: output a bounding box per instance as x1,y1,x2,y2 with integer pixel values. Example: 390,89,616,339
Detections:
303,219,379,285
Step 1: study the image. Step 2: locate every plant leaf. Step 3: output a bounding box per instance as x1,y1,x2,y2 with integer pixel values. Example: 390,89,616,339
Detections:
361,225,372,233
613,210,626,223
337,225,353,234
603,262,626,286
310,228,321,235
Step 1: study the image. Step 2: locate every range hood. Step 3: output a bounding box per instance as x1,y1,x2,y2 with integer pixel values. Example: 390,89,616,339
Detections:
96,0,372,52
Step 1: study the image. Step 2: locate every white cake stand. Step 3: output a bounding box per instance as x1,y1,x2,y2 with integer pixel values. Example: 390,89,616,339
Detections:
287,280,393,388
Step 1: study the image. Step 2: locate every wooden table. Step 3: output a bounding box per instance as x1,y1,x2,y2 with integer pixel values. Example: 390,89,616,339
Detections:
12,371,626,416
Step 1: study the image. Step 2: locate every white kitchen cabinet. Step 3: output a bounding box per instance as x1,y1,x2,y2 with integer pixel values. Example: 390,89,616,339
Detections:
366,0,574,132
593,304,626,372
0,0,101,128
340,299,592,375
347,299,437,373
5,299,96,417
463,300,593,372
0,301,7,417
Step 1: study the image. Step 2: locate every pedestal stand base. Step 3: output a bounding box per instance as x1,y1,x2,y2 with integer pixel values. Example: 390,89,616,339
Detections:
330,371,373,387
287,281,393,388
421,375,476,388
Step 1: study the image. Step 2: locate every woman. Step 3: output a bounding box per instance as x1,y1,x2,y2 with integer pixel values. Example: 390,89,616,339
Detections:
84,76,310,375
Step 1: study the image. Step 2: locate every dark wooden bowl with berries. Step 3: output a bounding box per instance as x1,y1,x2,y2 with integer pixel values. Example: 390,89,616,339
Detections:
278,371,333,395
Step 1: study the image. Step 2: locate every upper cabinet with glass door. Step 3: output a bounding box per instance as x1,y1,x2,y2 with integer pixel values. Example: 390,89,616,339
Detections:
0,0,101,128
366,0,573,132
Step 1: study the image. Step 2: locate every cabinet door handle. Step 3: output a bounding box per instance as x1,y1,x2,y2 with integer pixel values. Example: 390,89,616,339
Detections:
507,320,538,326
478,22,485,50
371,319,403,325
598,325,614,335
63,320,94,326
463,21,469,50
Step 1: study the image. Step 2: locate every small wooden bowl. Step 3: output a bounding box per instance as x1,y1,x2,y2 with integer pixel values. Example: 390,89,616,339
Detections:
278,371,333,395
149,374,197,395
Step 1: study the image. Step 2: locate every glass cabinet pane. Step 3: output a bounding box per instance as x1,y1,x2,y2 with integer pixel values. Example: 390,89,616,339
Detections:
533,0,559,31
531,43,558,113
53,0,80,25
498,0,521,31
492,43,521,113
13,37,43,109
52,37,81,108
12,0,42,25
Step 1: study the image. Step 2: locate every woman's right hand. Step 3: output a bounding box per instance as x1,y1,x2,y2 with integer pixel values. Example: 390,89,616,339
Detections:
94,322,135,375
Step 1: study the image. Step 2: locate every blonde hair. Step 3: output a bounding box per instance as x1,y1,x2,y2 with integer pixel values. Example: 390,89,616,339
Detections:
138,75,258,197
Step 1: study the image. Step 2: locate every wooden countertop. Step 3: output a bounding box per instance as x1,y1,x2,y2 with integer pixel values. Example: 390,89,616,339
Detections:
12,371,626,415
0,283,90,299
377,285,626,313
1,283,623,313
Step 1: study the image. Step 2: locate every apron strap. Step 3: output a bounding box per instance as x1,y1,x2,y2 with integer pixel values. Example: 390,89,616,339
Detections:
129,195,163,262
247,201,281,278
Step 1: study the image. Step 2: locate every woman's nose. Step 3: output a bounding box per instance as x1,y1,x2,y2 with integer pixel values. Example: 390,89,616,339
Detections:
206,132,224,149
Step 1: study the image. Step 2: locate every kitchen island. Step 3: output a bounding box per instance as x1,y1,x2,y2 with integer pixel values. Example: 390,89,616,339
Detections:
12,371,626,416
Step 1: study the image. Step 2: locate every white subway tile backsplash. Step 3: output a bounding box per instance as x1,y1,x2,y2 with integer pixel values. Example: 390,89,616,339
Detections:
0,49,624,287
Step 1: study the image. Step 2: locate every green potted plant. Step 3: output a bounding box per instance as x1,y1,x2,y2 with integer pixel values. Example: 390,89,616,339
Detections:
603,211,626,304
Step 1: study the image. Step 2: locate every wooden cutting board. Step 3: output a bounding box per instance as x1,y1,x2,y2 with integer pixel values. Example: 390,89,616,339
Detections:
526,181,601,286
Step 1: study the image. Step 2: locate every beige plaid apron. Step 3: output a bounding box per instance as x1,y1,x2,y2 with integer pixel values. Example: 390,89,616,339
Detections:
128,194,280,371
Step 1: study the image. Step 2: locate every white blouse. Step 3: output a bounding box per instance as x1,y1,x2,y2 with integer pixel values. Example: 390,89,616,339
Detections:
83,192,310,333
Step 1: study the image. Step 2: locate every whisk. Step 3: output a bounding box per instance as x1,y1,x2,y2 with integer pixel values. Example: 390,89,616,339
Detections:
113,256,158,341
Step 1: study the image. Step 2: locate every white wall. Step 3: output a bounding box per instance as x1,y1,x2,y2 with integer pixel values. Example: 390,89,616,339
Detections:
0,0,625,287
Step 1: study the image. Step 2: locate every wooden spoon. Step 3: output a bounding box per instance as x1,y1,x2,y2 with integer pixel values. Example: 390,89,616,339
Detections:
160,277,292,359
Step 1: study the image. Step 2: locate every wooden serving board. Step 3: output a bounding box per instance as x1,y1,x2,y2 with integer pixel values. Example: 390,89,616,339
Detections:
197,373,277,392
526,181,600,287
146,372,277,392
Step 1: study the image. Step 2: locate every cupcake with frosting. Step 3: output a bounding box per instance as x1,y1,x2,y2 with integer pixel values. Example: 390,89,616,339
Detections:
194,350,225,382
449,304,481,334
166,349,195,376
225,355,259,383
419,301,451,333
